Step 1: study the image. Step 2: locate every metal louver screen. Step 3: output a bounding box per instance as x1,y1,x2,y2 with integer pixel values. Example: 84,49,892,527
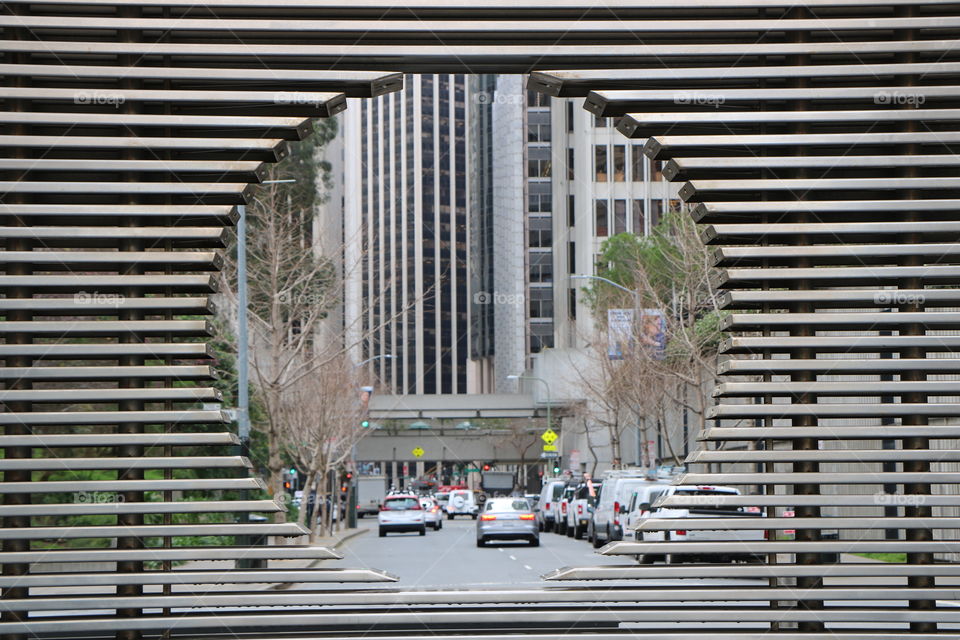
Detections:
2,0,960,637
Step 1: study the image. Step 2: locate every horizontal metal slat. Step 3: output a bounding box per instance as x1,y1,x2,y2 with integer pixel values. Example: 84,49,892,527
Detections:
713,380,960,398
693,198,960,223
0,387,220,404
721,335,960,354
0,365,212,381
0,523,308,541
0,321,211,337
0,500,282,518
0,342,212,359
0,275,217,292
683,177,960,202
601,540,960,556
0,158,266,181
716,245,960,267
690,447,960,462
0,432,237,447
0,456,248,470
681,471,960,484
701,425,960,440
722,312,960,331
638,517,960,531
0,203,238,224
0,252,221,270
718,358,960,375
716,265,960,288
0,567,395,588
544,563,960,581
718,289,957,310
0,296,215,315
0,545,340,564
709,403,960,420
0,410,226,426
664,152,960,180
0,477,265,495
659,494,960,508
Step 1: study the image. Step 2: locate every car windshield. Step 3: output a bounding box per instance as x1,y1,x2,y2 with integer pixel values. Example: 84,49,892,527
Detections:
551,484,565,499
435,493,449,502
486,498,532,512
383,497,420,510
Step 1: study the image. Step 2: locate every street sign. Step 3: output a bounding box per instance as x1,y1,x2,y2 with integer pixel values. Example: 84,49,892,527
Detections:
412,446,424,458
542,444,558,452
539,451,559,459
464,467,480,473
541,428,558,445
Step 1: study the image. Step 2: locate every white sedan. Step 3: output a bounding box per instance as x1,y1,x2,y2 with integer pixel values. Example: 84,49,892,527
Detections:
420,496,444,530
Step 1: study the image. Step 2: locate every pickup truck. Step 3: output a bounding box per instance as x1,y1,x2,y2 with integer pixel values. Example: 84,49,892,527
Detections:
631,485,765,564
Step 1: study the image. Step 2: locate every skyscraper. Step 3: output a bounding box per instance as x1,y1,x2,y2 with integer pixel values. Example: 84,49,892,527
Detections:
343,74,470,395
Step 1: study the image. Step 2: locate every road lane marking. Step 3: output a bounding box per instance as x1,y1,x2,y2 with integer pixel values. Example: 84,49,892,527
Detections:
524,565,532,570
509,555,517,560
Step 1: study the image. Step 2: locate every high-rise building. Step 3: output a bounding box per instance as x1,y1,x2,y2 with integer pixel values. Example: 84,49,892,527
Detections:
343,74,470,395
468,75,683,383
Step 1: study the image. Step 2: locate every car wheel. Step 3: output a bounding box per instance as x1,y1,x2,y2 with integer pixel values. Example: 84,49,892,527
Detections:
566,523,574,538
357,513,363,519
639,554,654,565
591,527,604,549
476,538,485,547
529,537,540,547
447,513,454,520
379,528,386,538
471,514,477,520
573,524,583,540
419,526,426,536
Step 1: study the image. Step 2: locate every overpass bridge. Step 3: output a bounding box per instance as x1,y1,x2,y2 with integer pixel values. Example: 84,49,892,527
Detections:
367,393,576,421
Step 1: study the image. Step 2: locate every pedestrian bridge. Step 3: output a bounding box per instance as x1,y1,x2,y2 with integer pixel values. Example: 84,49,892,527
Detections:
368,393,574,421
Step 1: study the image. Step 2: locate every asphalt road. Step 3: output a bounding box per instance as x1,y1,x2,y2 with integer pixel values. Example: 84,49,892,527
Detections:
334,516,626,588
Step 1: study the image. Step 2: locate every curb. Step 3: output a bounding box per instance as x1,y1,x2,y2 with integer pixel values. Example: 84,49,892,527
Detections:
270,527,368,591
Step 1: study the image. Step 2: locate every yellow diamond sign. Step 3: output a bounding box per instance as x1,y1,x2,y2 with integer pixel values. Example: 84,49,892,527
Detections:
412,446,424,458
541,428,558,445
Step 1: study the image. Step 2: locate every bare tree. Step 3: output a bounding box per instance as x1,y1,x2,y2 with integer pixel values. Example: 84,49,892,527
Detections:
278,352,367,540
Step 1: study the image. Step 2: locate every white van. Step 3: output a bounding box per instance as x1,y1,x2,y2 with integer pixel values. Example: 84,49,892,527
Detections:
590,473,670,548
535,479,567,532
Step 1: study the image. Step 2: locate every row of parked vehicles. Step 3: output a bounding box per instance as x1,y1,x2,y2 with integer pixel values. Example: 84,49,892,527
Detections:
535,469,768,563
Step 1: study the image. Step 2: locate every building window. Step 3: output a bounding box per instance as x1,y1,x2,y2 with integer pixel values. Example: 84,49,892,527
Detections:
527,110,551,142
529,216,552,248
613,199,627,235
631,145,645,182
652,160,664,181
650,199,663,228
632,199,644,235
595,200,609,237
529,251,554,283
566,101,574,132
529,287,554,319
595,145,608,182
569,288,577,320
567,194,576,227
528,181,552,213
568,240,576,274
567,148,575,180
613,145,626,182
530,322,555,352
528,147,552,178
594,114,608,127
527,90,549,107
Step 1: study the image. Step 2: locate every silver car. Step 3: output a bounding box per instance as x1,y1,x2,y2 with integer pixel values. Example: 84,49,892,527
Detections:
476,497,539,547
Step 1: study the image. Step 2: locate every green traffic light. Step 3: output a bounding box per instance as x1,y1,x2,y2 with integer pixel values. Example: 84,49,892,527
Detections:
361,420,370,428
289,468,296,475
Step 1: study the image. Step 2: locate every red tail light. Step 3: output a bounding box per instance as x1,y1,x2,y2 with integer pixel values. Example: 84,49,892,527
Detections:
577,504,583,515
480,514,497,521
561,503,567,514
675,530,686,536
545,502,550,510
519,514,535,520
614,501,620,513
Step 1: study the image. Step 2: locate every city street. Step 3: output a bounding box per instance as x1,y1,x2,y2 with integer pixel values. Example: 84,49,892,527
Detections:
332,517,625,588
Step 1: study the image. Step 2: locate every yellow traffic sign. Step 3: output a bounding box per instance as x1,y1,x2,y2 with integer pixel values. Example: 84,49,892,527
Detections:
412,446,424,458
542,444,558,452
541,428,558,445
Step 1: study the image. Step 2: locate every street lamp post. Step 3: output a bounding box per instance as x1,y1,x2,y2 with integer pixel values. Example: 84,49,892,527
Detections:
348,356,392,528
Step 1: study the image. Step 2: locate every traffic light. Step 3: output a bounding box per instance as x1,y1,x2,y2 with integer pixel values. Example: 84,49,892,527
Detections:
288,467,296,475
345,471,353,480
552,462,561,474
360,419,370,428
482,463,491,472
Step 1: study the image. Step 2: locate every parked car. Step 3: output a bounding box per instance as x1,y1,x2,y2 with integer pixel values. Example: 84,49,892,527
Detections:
590,472,669,548
378,494,426,537
446,489,480,519
420,496,444,530
566,479,602,539
535,479,567,532
622,484,673,541
554,481,577,536
632,485,765,563
476,497,539,547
